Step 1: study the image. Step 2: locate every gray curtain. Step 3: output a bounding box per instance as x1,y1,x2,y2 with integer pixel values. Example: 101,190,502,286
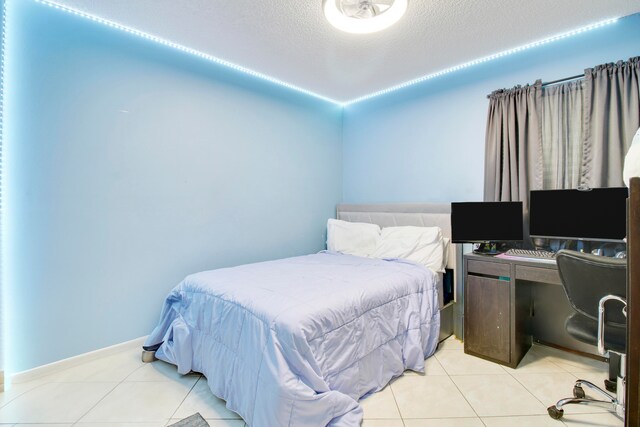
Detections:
581,57,640,188
484,81,543,209
541,80,585,190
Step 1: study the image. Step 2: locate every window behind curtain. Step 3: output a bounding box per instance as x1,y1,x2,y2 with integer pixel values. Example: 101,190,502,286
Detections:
541,80,584,190
539,57,640,190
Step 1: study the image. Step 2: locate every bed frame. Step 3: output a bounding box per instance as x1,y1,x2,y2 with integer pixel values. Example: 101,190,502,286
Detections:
336,203,460,342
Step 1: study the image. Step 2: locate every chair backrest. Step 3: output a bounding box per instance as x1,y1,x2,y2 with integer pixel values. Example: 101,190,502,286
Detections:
556,250,627,325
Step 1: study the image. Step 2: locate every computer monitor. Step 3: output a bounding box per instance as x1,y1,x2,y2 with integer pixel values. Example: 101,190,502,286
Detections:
451,201,524,243
529,187,628,242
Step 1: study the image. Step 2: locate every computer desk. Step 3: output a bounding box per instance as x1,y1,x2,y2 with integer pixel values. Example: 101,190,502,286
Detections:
463,252,601,369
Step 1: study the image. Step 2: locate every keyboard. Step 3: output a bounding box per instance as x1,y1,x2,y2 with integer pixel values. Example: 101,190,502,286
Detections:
503,248,557,262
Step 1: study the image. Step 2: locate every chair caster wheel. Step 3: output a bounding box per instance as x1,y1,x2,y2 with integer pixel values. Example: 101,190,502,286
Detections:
573,385,585,398
604,379,617,393
547,406,564,420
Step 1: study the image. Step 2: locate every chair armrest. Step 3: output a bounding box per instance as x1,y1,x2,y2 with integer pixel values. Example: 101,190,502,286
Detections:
598,295,627,356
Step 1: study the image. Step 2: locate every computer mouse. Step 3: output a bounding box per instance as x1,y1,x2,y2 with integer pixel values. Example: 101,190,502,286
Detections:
615,251,627,259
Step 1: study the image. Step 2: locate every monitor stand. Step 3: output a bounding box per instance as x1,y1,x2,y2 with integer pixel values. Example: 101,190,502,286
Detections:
473,242,506,255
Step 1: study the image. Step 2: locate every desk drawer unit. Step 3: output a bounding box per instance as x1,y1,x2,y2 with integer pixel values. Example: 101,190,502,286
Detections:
467,259,510,277
464,274,511,363
515,265,562,286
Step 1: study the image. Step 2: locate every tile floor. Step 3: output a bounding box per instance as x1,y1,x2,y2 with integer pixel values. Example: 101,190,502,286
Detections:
0,337,624,426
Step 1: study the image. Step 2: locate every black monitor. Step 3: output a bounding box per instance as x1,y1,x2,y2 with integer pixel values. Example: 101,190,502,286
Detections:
451,201,524,243
529,187,628,242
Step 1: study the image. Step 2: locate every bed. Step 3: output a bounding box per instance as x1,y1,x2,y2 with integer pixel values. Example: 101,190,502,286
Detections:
337,203,457,339
143,204,458,427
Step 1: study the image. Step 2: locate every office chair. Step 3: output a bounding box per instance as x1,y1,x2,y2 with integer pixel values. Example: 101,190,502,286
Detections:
547,250,627,420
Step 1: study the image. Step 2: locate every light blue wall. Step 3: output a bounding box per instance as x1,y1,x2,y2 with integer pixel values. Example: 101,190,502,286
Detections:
6,1,640,373
4,1,342,372
342,13,640,204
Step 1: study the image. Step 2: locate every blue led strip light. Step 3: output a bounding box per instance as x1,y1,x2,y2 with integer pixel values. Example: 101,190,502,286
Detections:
32,0,343,106
24,1,623,107
1,0,7,375
342,17,619,106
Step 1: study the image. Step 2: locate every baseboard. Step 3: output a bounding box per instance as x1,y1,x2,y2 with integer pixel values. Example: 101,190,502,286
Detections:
10,336,147,384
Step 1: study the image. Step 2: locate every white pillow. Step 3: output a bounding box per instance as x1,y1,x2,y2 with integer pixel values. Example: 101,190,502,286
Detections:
326,219,381,257
371,226,446,272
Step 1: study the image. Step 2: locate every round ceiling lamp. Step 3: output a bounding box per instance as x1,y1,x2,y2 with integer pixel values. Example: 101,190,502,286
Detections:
323,0,408,34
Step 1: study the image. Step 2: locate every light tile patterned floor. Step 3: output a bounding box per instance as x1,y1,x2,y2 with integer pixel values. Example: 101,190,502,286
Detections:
0,337,623,426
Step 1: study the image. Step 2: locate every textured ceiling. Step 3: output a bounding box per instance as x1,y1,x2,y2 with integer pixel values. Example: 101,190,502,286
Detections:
50,0,640,103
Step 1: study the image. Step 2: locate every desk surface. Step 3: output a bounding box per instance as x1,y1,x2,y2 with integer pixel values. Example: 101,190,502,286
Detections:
465,252,557,268
465,252,561,286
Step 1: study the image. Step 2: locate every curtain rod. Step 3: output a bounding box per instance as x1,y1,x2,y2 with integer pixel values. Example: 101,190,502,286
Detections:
542,73,584,87
488,73,586,98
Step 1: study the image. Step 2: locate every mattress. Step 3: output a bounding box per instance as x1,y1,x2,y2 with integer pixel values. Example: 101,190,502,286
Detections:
145,251,440,427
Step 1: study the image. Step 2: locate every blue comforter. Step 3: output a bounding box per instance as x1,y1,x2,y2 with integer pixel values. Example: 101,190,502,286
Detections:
145,251,440,427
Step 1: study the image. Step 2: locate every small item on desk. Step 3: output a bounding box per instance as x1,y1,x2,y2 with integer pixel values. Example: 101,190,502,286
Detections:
472,242,510,255
589,242,627,257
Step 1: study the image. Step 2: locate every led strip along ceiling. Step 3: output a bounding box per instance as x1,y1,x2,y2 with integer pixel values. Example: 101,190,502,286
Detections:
22,1,623,107
31,0,342,106
0,0,7,373
343,17,619,106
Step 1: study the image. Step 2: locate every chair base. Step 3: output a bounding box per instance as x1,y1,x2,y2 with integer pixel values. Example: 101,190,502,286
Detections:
606,353,621,392
547,377,625,420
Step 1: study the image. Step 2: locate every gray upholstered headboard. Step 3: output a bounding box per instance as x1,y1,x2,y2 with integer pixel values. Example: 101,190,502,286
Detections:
336,203,456,271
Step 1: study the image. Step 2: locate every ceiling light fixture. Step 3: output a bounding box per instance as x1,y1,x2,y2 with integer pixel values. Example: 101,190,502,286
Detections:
22,0,620,107
323,0,408,34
